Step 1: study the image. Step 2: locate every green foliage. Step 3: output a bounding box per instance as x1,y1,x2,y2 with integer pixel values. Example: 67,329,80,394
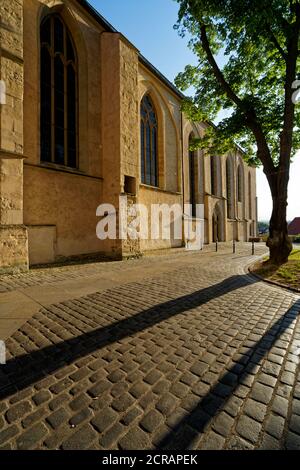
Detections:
258,221,269,233
254,249,300,289
175,0,300,165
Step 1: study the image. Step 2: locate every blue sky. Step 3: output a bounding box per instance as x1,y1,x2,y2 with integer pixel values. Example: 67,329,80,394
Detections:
90,0,300,222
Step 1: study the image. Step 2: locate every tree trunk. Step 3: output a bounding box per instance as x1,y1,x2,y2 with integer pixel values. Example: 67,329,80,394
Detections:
266,172,292,265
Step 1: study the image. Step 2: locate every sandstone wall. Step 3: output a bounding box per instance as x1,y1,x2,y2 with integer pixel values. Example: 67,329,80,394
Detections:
22,0,113,264
1,0,259,271
0,0,28,273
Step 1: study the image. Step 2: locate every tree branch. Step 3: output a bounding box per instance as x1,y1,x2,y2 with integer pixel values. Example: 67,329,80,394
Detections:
200,24,276,174
265,25,287,61
200,25,243,109
280,5,300,168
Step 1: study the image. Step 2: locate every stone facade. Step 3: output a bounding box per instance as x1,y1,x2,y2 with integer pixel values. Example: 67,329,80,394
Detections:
0,0,28,273
0,0,257,272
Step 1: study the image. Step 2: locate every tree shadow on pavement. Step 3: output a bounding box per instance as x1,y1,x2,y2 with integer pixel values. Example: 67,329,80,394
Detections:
1,271,299,449
157,298,300,450
0,273,260,399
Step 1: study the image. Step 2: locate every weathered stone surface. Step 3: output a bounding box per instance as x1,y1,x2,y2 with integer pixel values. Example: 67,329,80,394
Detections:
16,423,48,450
47,408,70,430
236,415,262,444
119,426,151,450
140,409,163,433
61,425,97,450
5,401,32,423
91,408,118,433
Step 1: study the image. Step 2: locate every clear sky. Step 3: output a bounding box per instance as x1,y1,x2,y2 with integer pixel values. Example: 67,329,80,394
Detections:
89,0,300,222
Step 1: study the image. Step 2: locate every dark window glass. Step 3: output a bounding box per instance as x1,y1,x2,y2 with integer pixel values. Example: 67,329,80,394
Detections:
151,127,157,187
55,126,65,164
226,159,232,218
40,47,52,162
146,123,151,186
54,17,64,54
41,116,51,162
211,156,216,195
140,95,158,186
40,17,51,44
40,15,77,168
141,121,145,184
67,132,77,168
237,165,243,202
67,65,76,131
248,172,252,218
67,35,75,61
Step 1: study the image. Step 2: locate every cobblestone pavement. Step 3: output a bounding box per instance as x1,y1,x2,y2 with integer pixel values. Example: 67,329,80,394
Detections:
1,245,300,450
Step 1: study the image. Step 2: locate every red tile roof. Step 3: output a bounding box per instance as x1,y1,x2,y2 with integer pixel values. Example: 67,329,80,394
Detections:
288,217,300,235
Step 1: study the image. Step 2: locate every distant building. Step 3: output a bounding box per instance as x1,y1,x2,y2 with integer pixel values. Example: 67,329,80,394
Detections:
288,218,300,236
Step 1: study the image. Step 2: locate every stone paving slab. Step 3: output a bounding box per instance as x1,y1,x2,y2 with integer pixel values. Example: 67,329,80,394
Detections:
1,244,300,450
0,292,41,340
0,250,216,338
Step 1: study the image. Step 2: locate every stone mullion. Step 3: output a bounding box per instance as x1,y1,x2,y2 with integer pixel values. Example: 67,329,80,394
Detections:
154,124,158,187
149,119,153,186
63,23,67,167
143,117,146,183
74,62,79,170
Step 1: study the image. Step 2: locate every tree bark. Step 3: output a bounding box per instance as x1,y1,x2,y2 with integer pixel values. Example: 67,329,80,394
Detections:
266,171,292,264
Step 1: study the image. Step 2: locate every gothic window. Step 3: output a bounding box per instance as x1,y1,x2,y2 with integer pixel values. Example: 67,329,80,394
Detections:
189,136,196,217
237,164,243,202
40,15,78,168
226,158,233,218
211,156,217,196
248,172,252,218
140,95,158,186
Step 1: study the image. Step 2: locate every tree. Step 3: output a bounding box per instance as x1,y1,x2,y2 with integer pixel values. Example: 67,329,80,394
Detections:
258,221,270,234
175,0,300,264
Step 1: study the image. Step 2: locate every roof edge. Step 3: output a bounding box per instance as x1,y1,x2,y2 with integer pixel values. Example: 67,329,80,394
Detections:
76,1,247,158
76,0,117,33
138,55,185,100
76,0,184,100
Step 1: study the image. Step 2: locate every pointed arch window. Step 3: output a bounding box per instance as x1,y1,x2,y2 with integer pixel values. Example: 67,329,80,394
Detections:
226,158,233,218
140,95,158,186
248,172,252,218
211,156,217,196
237,165,243,202
40,15,78,168
189,135,196,217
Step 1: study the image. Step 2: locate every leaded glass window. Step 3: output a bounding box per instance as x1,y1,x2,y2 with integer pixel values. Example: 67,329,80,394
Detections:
140,95,158,186
40,15,78,168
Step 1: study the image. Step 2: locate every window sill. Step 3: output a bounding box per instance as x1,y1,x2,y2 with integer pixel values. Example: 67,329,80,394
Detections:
140,183,182,196
206,193,225,200
25,162,103,180
183,215,204,221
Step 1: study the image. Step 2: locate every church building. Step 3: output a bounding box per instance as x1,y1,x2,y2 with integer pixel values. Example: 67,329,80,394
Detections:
0,0,257,273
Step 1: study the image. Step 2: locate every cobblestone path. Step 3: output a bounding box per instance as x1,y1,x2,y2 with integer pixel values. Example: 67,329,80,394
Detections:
1,246,300,450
